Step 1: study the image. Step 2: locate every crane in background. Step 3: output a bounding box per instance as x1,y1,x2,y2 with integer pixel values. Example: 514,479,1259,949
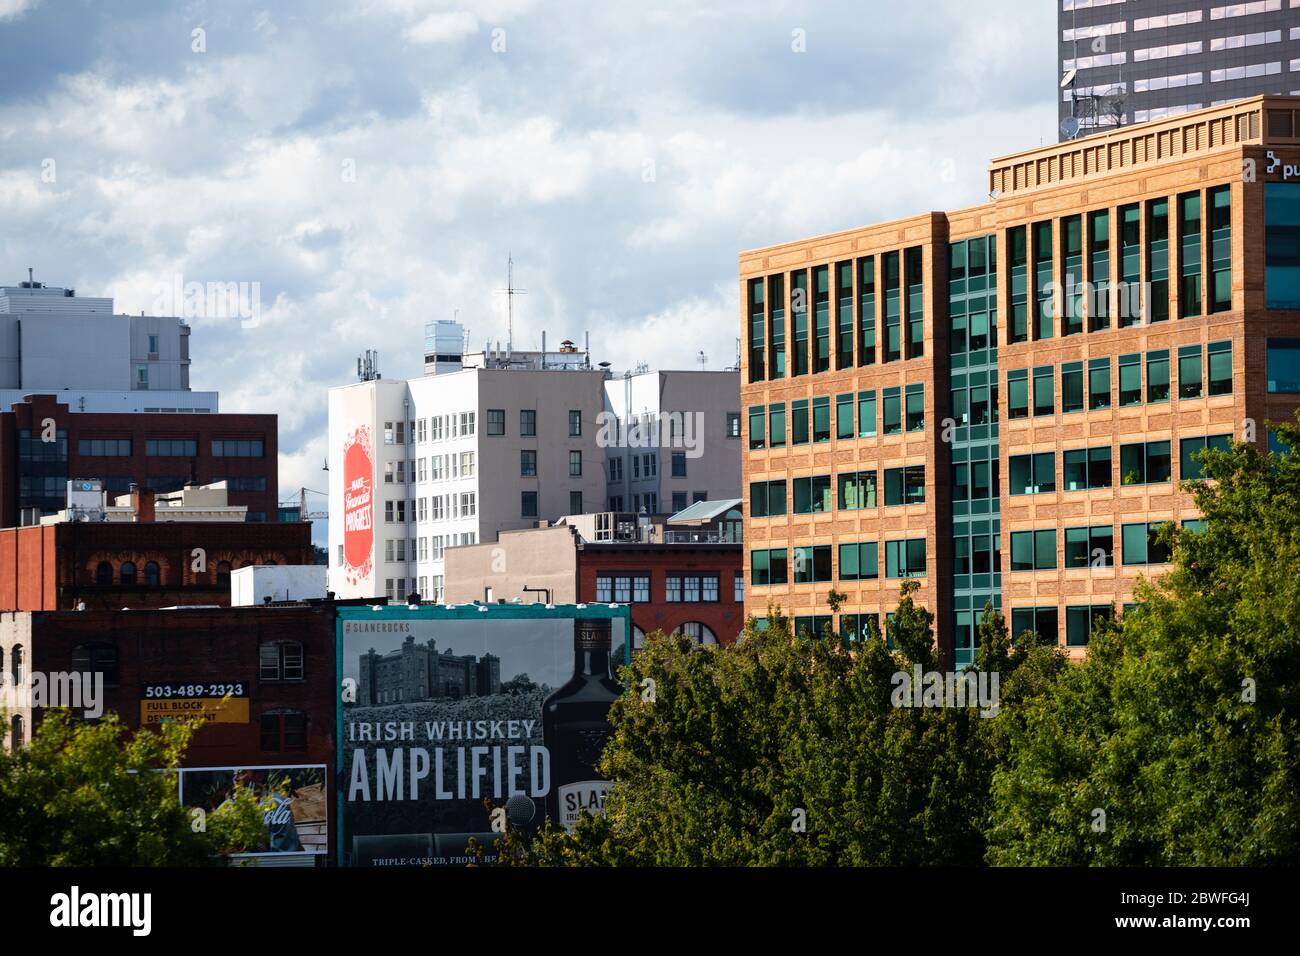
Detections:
280,486,328,521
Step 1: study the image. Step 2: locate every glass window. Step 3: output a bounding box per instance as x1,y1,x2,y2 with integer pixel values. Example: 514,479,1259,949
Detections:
1265,182,1300,309
884,465,925,506
1147,350,1170,402
520,409,536,436
1088,358,1111,409
769,403,786,447
1207,341,1232,395
836,393,854,439
1147,197,1170,324
1266,339,1300,393
486,409,505,435
812,397,831,442
882,389,901,435
569,410,582,436
1179,191,1202,318
1010,452,1055,495
791,400,809,444
521,491,538,517
1033,366,1054,416
1061,363,1084,413
857,391,876,437
905,385,924,432
858,257,876,366
1118,354,1142,405
1209,185,1231,313
1178,345,1203,399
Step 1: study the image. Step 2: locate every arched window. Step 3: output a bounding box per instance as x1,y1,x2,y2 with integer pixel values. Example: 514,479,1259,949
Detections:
217,561,232,586
673,622,718,646
260,709,307,752
264,560,277,566
144,561,161,586
10,645,23,684
95,561,113,586
10,715,22,749
72,643,120,688
120,561,137,586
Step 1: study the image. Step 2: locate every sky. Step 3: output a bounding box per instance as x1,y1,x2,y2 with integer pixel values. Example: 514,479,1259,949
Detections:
0,0,1056,535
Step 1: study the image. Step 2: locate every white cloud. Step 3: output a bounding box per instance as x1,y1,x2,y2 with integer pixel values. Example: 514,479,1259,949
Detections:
0,0,38,21
405,10,479,44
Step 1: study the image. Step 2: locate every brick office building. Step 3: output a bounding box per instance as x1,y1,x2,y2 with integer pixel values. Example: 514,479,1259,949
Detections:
0,604,341,860
444,508,745,646
0,394,279,525
741,95,1300,665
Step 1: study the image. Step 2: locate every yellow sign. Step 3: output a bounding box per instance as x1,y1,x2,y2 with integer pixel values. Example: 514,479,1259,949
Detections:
141,698,250,725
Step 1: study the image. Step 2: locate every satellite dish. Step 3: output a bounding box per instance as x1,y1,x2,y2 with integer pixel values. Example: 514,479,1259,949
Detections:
1060,68,1078,89
1060,117,1081,140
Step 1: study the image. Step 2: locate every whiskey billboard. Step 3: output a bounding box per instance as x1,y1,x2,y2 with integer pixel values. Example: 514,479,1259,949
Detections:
337,603,630,866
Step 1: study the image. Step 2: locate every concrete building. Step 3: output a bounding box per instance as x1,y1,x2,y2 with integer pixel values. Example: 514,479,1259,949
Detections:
329,338,742,605
602,369,742,515
0,279,214,412
328,362,608,603
741,95,1300,665
0,394,279,523
443,501,745,646
230,565,327,606
1059,0,1300,139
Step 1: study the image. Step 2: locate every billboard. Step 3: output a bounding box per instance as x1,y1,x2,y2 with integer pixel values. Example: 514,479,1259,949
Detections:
330,382,378,598
179,764,328,865
337,603,631,866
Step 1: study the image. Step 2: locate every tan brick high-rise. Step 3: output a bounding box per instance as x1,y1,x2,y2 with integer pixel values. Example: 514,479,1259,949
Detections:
740,95,1300,665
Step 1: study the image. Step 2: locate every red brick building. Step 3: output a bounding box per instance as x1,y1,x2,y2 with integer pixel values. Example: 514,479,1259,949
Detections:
0,394,279,526
0,603,341,860
0,496,313,611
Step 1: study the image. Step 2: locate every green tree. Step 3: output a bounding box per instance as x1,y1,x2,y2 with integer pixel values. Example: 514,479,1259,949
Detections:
987,418,1300,864
0,711,265,866
504,585,1043,866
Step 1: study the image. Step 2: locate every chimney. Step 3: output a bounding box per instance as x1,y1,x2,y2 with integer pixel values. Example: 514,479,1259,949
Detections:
132,487,156,523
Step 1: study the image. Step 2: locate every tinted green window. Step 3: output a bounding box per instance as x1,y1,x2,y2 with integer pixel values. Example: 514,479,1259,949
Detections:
1009,225,1029,343
748,279,765,382
1265,182,1300,309
1178,345,1202,399
836,393,854,439
836,261,853,370
813,265,831,373
1266,339,1300,393
792,270,809,376
1062,362,1084,413
1207,341,1232,395
857,391,877,437
1088,209,1110,331
1034,220,1054,340
1008,371,1029,419
791,400,809,444
1179,191,1202,318
1120,203,1142,327
812,397,831,442
1147,350,1170,402
882,388,901,434
1033,366,1054,416
1089,357,1111,410
905,384,924,431
1208,185,1231,313
1147,197,1169,324
905,247,924,359
1061,215,1083,336
748,405,765,449
883,252,901,362
769,274,786,377
1118,354,1141,406
858,257,876,365
769,403,786,447
838,470,877,509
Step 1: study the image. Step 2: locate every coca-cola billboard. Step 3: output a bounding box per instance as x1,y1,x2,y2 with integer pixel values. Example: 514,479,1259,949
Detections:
340,425,375,590
179,764,328,866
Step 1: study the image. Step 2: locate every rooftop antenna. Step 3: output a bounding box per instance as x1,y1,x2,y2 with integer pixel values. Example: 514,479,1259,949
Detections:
697,349,707,371
495,254,527,356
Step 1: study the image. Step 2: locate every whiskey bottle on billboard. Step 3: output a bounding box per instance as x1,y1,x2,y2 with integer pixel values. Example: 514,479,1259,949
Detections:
542,618,622,832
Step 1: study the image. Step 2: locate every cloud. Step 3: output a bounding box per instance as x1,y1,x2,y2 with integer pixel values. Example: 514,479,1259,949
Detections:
0,0,1058,544
0,0,38,21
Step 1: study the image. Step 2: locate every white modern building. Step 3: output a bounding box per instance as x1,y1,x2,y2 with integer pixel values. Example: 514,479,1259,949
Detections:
0,278,216,413
602,369,741,515
330,332,742,604
328,363,609,602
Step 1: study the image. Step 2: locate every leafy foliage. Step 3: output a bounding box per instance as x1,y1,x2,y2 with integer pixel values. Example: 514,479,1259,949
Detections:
0,711,264,866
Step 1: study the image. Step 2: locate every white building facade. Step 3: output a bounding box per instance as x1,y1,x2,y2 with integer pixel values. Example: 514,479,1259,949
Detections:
0,280,213,412
328,367,608,602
